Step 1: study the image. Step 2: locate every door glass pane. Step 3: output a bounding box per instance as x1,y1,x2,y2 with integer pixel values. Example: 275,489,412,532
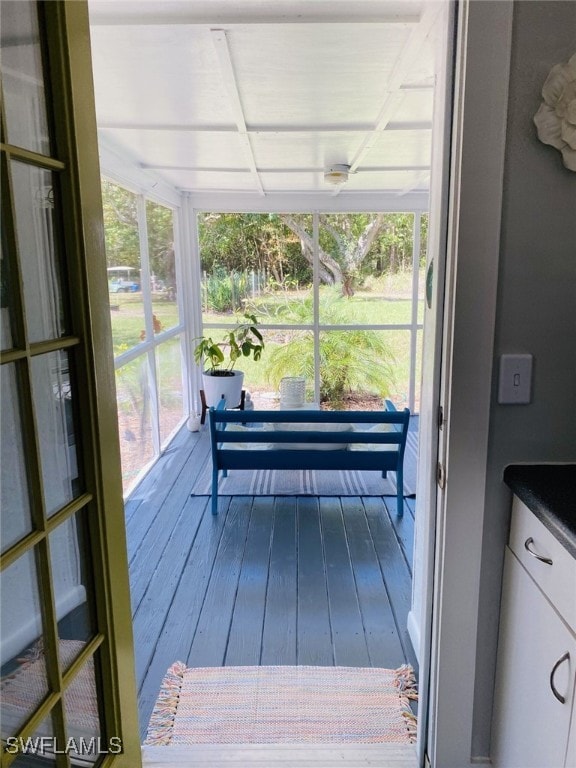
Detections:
0,0,51,156
102,181,145,354
156,336,184,444
50,511,96,669
115,355,154,491
198,213,313,326
11,162,66,343
1,364,33,552
318,213,416,325
1,241,15,350
30,351,81,516
0,549,47,736
63,655,103,765
9,711,58,765
146,200,178,333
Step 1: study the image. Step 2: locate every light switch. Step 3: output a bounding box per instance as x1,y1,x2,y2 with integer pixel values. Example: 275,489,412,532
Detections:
498,354,533,404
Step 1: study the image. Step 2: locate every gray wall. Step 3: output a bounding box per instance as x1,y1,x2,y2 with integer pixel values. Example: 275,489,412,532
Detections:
473,1,576,758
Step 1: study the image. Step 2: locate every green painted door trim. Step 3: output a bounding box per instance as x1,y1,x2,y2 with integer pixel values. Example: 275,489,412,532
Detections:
43,2,142,764
0,2,142,765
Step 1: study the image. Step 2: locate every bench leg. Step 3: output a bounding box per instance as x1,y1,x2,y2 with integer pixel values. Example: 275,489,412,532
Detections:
396,467,404,517
200,389,208,425
211,468,219,515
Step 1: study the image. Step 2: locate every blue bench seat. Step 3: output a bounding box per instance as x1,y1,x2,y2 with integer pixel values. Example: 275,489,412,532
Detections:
208,401,410,517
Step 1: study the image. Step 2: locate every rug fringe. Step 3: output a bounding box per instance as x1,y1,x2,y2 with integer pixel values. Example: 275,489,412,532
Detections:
394,665,418,743
394,664,418,700
144,661,187,746
2,639,50,689
0,652,40,690
402,709,418,740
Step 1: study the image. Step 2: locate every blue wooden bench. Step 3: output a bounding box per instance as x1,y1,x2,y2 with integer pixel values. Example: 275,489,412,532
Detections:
208,400,411,517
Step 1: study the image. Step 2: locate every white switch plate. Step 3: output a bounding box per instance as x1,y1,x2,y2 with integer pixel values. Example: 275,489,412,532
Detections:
498,354,533,404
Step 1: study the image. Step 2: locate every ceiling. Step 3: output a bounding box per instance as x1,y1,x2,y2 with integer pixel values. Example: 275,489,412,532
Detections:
88,0,442,202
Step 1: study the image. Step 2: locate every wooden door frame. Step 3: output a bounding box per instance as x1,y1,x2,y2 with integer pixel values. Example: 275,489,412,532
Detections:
427,2,514,766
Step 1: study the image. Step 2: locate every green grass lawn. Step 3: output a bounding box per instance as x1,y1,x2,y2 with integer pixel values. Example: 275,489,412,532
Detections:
201,271,425,326
109,295,181,352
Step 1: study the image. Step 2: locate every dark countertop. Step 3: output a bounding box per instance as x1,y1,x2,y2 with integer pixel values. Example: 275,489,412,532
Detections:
504,464,576,558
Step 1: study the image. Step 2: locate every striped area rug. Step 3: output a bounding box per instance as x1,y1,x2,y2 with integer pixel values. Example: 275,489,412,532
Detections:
144,664,417,745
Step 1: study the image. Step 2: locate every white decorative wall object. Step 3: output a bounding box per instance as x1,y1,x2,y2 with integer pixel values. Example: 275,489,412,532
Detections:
533,52,576,171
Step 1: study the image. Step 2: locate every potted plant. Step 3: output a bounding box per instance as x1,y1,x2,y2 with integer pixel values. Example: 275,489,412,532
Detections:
194,313,265,408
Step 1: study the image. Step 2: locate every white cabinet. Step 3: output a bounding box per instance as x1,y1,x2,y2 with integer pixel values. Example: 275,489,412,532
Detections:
492,498,576,768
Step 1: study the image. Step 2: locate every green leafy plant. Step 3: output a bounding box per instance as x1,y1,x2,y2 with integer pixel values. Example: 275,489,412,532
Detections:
194,313,265,375
265,294,395,403
204,267,252,313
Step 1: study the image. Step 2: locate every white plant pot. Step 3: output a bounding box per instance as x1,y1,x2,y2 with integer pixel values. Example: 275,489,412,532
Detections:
202,370,244,409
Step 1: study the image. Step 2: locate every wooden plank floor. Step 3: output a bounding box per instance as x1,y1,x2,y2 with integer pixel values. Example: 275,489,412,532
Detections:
126,426,416,739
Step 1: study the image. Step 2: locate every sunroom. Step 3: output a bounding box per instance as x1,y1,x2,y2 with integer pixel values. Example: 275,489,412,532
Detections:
88,0,439,493
8,1,565,765
84,2,447,750
1,0,453,764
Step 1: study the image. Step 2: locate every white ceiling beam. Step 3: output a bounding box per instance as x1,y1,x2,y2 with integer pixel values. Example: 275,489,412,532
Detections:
98,138,182,207
210,28,264,196
349,4,441,173
89,1,421,27
90,16,421,27
396,171,431,196
348,91,407,173
99,120,433,133
181,190,430,213
141,164,431,174
398,82,435,92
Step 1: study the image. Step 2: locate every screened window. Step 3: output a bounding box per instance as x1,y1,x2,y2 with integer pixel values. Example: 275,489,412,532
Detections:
102,180,185,492
197,211,427,412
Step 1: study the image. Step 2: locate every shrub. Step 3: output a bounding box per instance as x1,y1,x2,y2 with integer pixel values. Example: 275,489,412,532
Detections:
265,294,396,404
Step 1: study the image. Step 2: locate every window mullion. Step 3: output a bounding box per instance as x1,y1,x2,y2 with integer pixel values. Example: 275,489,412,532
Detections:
171,206,190,416
313,212,320,402
409,213,422,413
136,195,160,455
187,199,204,415
136,195,153,341
35,537,71,767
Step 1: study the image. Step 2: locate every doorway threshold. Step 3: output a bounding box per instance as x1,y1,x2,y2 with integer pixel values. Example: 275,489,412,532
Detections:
142,743,418,767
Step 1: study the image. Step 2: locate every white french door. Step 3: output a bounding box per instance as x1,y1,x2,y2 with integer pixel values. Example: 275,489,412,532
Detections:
408,2,456,764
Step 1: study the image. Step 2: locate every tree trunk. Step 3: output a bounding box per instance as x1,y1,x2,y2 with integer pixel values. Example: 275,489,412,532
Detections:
342,274,355,297
280,215,343,284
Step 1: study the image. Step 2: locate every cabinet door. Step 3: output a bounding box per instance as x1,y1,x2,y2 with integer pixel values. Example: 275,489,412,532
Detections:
492,549,576,768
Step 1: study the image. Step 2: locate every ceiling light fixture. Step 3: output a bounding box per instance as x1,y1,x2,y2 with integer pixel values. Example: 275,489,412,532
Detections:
324,164,351,185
